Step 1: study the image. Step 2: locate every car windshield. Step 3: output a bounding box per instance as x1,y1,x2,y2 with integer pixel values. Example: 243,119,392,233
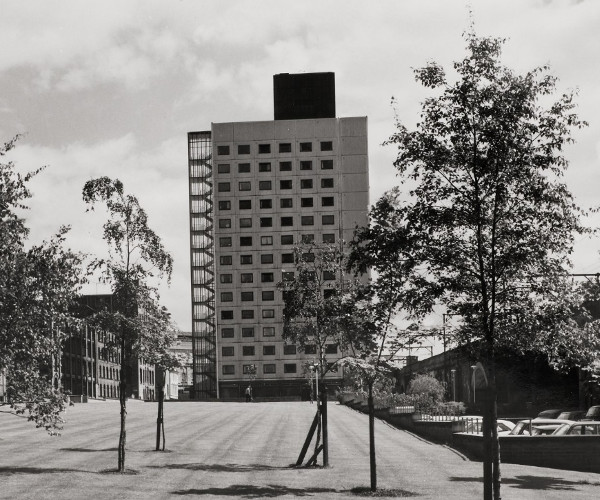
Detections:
552,424,570,436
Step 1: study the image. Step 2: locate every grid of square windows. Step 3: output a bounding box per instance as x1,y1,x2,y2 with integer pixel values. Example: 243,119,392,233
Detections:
301,198,313,207
281,235,294,245
284,363,297,373
263,345,275,355
281,216,293,227
219,219,231,229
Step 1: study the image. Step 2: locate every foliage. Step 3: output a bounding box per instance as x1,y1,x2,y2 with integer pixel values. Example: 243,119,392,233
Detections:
82,177,174,471
379,30,588,500
277,242,370,377
407,374,446,403
1,136,84,434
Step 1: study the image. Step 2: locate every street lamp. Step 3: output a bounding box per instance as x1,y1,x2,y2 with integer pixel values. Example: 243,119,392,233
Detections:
450,369,456,402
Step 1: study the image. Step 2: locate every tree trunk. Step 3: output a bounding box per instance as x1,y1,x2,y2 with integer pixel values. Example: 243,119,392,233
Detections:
118,348,127,472
156,371,165,451
368,383,377,491
321,383,329,467
482,357,502,500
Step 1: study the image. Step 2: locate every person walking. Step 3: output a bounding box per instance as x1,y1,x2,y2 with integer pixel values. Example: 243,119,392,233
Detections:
245,385,252,402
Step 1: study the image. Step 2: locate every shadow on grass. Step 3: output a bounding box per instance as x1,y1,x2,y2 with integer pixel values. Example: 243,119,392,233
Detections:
449,475,600,490
0,466,89,475
60,447,117,453
149,463,289,473
350,486,418,497
171,484,337,497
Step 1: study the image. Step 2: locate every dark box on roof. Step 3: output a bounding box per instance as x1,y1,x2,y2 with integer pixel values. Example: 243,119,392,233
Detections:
273,72,336,120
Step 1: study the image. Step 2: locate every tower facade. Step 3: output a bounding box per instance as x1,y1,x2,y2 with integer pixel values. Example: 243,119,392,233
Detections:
188,74,369,399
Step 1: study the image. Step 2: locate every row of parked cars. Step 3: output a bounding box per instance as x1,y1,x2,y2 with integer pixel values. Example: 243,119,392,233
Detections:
461,405,600,436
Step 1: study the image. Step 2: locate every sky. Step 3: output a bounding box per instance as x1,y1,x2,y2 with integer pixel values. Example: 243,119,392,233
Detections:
2,0,600,339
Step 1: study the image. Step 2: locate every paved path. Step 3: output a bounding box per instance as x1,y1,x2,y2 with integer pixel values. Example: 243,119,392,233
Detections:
1,400,600,499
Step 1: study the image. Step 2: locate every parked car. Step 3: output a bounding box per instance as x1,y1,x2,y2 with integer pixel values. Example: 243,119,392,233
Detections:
582,405,600,421
509,418,574,436
551,421,600,435
556,410,586,421
536,408,562,419
463,419,515,435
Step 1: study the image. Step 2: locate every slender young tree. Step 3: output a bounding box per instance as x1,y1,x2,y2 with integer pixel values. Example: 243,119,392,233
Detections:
345,195,429,492
82,177,173,472
381,32,587,500
277,242,369,467
1,136,84,434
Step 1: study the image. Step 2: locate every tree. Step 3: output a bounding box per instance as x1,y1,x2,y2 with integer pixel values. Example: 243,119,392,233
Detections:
1,136,84,434
345,199,429,492
380,32,587,500
277,242,368,467
82,177,174,472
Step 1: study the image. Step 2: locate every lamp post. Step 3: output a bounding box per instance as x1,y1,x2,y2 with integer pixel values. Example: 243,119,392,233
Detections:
451,369,456,402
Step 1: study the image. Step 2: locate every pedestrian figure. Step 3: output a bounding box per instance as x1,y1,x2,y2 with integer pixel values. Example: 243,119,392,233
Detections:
245,385,252,402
